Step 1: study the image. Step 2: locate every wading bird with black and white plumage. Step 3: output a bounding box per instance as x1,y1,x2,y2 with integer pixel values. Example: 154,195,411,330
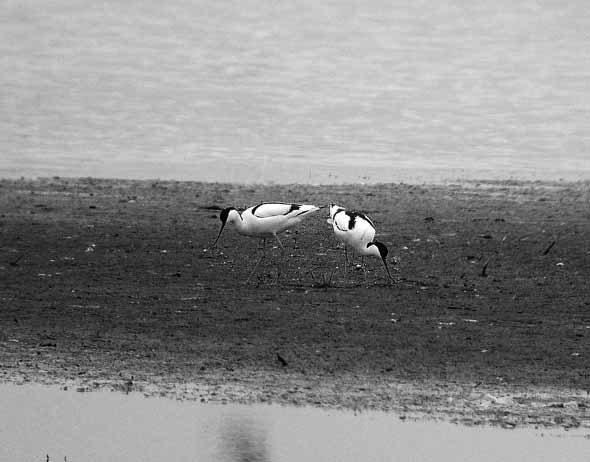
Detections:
212,202,321,282
327,203,393,283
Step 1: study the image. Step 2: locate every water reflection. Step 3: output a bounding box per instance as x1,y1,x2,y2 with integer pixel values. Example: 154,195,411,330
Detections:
1,383,588,462
218,414,270,462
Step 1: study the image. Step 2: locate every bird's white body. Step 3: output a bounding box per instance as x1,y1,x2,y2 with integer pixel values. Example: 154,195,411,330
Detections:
328,205,381,258
213,202,321,283
220,203,320,240
328,203,392,280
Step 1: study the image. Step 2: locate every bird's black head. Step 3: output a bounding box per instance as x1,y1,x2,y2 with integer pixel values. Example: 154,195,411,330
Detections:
369,241,388,259
368,241,393,280
213,207,236,247
219,207,235,225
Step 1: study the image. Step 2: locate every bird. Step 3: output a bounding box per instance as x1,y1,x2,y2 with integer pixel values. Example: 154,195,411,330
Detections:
212,202,321,282
327,203,393,283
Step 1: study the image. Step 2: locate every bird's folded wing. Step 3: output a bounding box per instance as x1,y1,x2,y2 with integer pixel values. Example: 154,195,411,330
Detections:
332,212,350,232
252,203,300,218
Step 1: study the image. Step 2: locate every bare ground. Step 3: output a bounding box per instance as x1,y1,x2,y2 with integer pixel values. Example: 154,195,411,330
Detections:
1,177,589,430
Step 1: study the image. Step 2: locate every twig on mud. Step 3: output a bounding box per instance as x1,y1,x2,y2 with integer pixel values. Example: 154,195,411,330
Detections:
9,253,24,266
481,259,490,277
543,239,557,255
276,352,288,367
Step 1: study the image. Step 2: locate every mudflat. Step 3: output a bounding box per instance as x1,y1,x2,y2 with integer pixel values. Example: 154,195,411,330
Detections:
1,177,589,430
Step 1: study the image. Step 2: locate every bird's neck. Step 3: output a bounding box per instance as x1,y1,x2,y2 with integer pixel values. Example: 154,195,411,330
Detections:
362,243,381,258
229,210,247,232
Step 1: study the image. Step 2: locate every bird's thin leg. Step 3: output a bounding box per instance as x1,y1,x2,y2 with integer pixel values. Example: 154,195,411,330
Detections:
246,238,266,284
362,256,368,287
273,234,285,284
257,238,266,251
274,234,284,249
343,246,348,284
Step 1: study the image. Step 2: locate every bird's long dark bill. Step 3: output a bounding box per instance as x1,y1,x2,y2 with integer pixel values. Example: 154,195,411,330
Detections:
382,257,393,280
212,222,226,247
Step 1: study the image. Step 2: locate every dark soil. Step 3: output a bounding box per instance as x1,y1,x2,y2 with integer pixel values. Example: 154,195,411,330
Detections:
1,177,589,430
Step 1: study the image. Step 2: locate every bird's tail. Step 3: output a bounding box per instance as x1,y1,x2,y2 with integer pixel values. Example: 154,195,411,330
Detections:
295,204,321,216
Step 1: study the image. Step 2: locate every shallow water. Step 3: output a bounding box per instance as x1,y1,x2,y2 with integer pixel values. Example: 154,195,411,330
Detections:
1,384,588,462
1,1,589,183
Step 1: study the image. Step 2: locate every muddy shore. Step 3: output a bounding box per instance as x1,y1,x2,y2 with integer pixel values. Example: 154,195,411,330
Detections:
1,177,589,430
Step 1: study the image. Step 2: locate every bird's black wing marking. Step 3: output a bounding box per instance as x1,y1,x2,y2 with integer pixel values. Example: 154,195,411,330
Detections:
345,211,375,230
251,203,263,216
252,202,298,218
333,210,348,232
358,212,375,228
344,211,359,230
332,208,345,219
345,211,356,230
335,220,348,232
332,209,348,231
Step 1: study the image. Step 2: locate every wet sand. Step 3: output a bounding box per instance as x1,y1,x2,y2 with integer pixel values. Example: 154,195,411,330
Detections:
1,177,589,430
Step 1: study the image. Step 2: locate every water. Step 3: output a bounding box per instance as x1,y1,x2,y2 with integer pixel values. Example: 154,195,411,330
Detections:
1,383,588,462
1,1,589,184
